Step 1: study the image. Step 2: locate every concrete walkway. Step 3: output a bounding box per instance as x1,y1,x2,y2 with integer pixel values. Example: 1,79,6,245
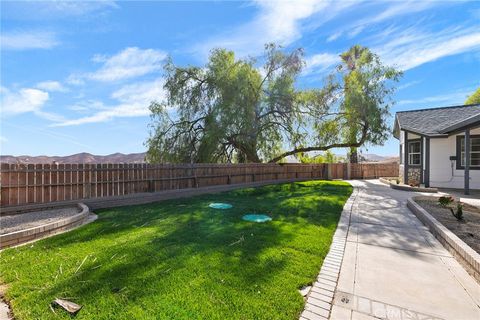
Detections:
331,180,480,320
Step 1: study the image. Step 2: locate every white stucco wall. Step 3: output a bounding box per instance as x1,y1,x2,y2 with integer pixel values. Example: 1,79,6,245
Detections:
429,127,480,190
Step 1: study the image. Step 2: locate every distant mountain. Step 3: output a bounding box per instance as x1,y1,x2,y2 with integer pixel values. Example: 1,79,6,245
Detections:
0,152,399,164
0,152,147,164
359,154,399,163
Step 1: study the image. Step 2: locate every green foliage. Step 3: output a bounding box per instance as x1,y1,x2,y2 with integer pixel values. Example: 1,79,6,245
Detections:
297,150,344,163
339,45,402,163
268,45,402,163
146,44,304,163
438,195,454,207
465,87,480,105
450,202,464,221
146,43,402,164
0,181,352,319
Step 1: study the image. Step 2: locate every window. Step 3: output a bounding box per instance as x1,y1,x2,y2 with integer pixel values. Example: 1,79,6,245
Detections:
408,141,421,165
457,135,480,170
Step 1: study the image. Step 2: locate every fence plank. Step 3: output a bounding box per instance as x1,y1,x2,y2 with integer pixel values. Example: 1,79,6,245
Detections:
1,163,10,206
0,162,398,207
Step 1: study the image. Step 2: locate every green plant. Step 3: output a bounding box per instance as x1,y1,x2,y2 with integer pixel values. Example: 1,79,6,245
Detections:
438,196,454,208
450,202,464,221
395,178,400,184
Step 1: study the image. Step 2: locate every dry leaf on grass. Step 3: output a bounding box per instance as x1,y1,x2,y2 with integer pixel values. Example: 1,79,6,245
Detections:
52,298,82,315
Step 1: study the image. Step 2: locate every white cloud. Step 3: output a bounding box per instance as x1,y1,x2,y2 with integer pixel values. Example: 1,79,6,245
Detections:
36,81,68,92
36,1,117,16
0,86,66,122
348,25,365,38
1,87,49,115
365,1,437,25
197,0,351,57
1,1,117,20
398,87,475,106
88,47,167,82
1,31,59,50
68,100,107,113
324,1,443,42
303,53,339,74
326,31,342,42
66,74,86,86
397,80,421,91
0,136,7,143
376,26,480,71
111,78,165,104
52,103,150,126
52,78,165,126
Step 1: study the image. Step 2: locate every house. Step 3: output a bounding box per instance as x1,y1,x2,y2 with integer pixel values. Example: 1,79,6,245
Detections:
393,104,480,194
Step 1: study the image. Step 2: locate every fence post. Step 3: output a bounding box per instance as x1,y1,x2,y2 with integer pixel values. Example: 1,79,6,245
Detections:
0,162,400,207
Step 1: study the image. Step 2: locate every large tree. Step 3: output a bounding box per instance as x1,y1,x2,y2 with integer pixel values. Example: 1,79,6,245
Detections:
145,44,304,163
268,46,402,163
340,45,373,163
146,44,401,164
465,87,480,105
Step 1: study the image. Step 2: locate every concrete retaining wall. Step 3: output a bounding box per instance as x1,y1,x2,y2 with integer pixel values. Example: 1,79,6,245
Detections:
407,197,480,283
0,203,92,249
379,177,437,193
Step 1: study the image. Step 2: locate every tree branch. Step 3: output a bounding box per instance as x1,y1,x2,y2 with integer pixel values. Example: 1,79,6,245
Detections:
268,123,369,163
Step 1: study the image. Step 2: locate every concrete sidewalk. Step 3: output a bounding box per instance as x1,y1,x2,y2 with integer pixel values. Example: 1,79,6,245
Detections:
331,180,480,320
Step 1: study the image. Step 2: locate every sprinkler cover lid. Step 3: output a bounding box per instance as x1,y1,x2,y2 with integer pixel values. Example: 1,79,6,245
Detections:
209,203,233,209
242,214,272,223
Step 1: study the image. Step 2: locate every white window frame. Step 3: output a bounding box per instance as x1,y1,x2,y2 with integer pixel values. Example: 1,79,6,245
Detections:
459,136,480,169
408,141,421,166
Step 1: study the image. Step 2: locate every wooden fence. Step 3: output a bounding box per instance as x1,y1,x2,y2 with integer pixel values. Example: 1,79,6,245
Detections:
0,162,398,207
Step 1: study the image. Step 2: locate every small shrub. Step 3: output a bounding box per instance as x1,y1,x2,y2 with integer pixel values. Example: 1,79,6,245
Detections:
438,196,454,208
450,202,464,221
395,178,400,184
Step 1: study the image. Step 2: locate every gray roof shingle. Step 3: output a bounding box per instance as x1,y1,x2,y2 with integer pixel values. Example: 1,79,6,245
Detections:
395,104,480,137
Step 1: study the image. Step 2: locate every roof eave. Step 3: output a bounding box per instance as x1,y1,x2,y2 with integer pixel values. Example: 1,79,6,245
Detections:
400,126,449,138
439,114,480,134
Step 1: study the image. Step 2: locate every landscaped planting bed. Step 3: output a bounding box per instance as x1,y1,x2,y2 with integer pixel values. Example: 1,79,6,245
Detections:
0,181,352,320
415,198,480,254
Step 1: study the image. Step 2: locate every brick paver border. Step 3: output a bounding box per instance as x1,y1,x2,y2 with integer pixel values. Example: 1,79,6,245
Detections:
300,186,358,320
0,203,95,249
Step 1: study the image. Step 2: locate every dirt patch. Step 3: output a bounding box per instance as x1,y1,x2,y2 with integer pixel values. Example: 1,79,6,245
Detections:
416,199,480,254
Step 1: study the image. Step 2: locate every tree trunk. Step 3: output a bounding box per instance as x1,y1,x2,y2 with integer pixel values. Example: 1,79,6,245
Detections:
349,148,358,163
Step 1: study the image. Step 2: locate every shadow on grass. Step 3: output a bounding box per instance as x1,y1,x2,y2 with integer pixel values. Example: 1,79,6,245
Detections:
1,180,352,319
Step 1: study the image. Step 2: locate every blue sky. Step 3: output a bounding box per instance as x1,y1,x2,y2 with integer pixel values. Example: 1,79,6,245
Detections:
1,0,479,157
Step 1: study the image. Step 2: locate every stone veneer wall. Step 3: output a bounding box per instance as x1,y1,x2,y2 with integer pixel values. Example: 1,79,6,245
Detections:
407,167,421,186
399,164,404,183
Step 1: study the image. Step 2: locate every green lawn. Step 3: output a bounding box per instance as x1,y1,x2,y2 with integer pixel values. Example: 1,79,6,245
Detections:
0,181,352,320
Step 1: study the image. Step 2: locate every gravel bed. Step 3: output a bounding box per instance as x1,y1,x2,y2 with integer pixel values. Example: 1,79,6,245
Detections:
416,199,480,254
0,207,81,235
